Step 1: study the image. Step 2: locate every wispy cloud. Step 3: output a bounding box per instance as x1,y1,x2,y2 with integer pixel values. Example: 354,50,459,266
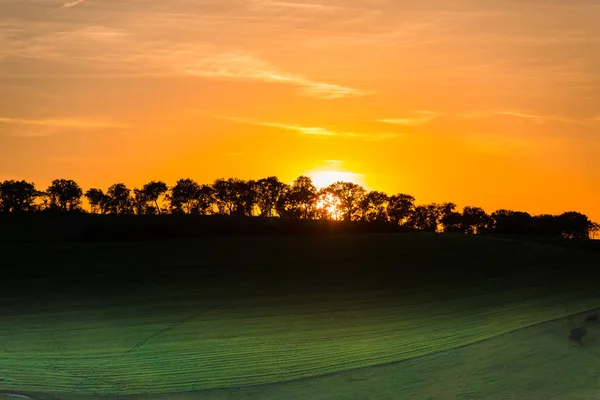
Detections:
215,115,400,140
184,52,367,99
215,115,338,136
0,25,368,98
0,117,125,129
457,110,579,124
379,110,439,126
497,111,560,124
63,0,85,8
249,0,340,11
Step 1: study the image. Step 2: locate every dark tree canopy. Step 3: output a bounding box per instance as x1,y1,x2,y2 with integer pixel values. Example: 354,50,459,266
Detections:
323,181,367,222
276,176,318,220
1,176,597,240
167,178,202,215
45,179,83,212
106,183,134,215
360,191,389,223
0,180,38,213
85,188,109,214
387,194,415,226
461,206,491,235
141,181,168,214
254,176,287,217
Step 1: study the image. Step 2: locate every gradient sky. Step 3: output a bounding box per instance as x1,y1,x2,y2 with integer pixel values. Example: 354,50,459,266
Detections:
1,0,599,220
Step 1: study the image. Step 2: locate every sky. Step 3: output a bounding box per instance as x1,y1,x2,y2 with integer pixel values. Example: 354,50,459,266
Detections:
1,0,599,220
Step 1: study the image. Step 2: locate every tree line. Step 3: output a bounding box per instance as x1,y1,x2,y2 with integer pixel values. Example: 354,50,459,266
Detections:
0,177,598,240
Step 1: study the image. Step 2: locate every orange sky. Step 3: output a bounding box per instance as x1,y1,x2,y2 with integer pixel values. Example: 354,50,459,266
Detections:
1,0,599,221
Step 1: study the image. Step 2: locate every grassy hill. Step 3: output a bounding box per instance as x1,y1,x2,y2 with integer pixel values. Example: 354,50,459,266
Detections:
0,233,599,399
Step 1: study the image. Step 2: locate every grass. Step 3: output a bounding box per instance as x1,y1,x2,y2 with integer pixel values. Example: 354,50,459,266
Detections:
1,233,599,399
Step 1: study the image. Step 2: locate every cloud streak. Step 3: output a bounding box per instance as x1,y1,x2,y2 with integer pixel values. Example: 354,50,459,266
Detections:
457,110,580,125
379,111,439,126
0,117,126,129
215,115,400,140
184,52,367,99
63,0,85,8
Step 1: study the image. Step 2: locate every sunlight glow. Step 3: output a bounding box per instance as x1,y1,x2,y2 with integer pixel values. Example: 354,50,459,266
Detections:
316,192,342,220
305,169,367,190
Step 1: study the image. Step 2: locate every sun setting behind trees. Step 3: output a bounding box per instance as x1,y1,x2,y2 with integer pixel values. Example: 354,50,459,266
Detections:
303,160,368,190
0,176,597,239
2,1,600,223
4,2,600,399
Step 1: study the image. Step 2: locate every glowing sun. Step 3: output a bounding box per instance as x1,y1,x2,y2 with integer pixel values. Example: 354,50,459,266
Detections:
305,169,367,190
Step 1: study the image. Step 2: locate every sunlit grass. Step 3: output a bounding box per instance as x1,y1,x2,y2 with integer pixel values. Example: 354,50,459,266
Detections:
1,285,598,395
1,233,599,397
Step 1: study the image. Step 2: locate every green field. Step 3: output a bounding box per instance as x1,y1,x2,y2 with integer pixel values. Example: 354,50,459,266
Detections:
1,233,599,399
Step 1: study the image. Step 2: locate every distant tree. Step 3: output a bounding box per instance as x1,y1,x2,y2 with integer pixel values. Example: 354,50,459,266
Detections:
437,202,457,228
141,181,168,214
192,184,216,215
461,206,490,234
490,209,533,234
213,178,257,217
359,191,389,223
254,176,287,217
276,176,318,219
532,214,562,237
591,222,600,240
440,211,463,233
85,188,109,214
106,183,133,215
168,178,201,214
132,188,151,215
438,203,461,233
44,179,83,212
387,194,415,226
406,203,440,232
558,211,593,240
0,180,38,213
323,181,366,222
314,188,341,220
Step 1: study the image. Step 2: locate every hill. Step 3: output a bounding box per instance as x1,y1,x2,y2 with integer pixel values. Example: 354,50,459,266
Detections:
0,233,599,398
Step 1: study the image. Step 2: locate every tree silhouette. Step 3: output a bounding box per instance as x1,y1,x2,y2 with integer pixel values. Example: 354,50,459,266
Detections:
491,210,533,234
407,205,431,231
591,222,600,239
213,178,256,217
438,203,462,233
323,181,367,222
315,188,342,220
461,206,490,234
0,175,597,240
387,194,415,226
85,188,109,214
192,184,216,215
132,188,151,215
407,203,443,232
276,176,318,220
532,214,562,238
360,191,389,223
254,176,287,217
167,178,202,214
558,211,593,240
141,181,168,214
44,179,83,212
106,183,133,215
0,180,38,213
